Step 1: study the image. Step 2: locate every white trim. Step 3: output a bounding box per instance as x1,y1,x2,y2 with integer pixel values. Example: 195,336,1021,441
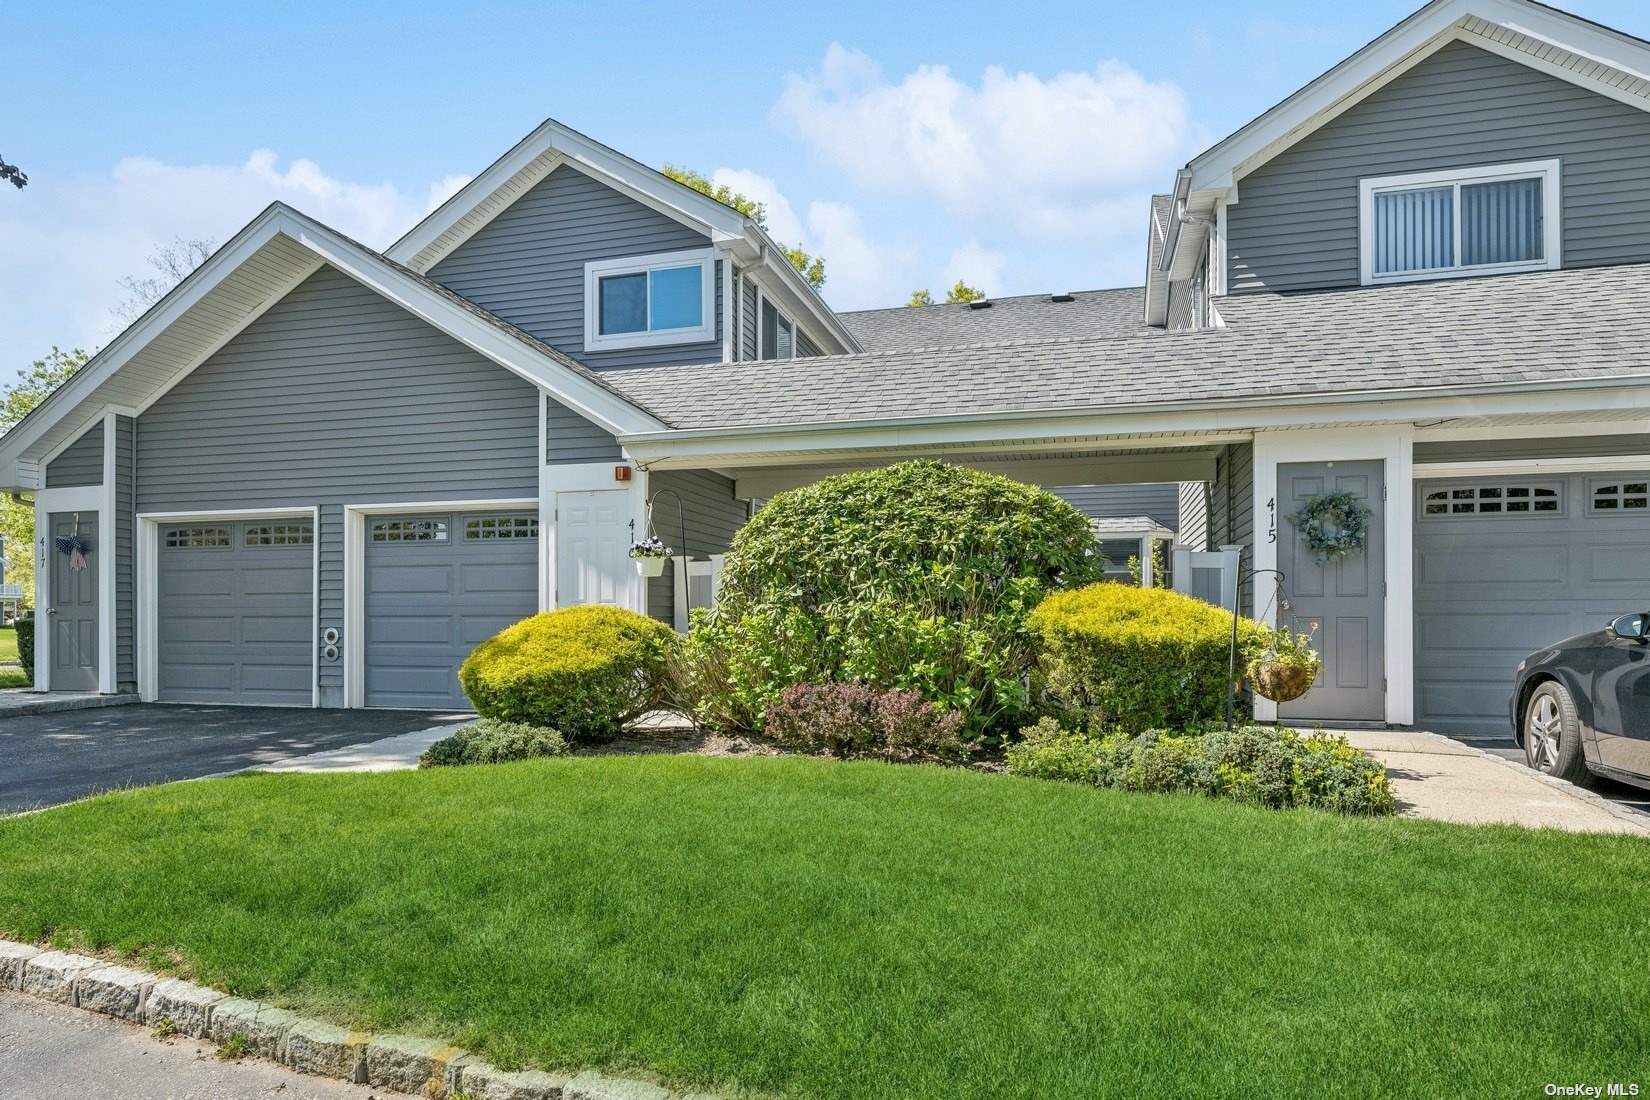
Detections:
721,258,735,363
1358,159,1561,286
672,554,725,632
341,497,538,709
135,506,320,706
1187,0,1650,193
753,287,765,360
1250,426,1414,727
1414,454,1650,478
582,248,717,352
98,413,116,694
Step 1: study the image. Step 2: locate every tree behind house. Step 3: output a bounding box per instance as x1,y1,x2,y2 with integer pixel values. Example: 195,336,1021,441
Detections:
660,165,826,290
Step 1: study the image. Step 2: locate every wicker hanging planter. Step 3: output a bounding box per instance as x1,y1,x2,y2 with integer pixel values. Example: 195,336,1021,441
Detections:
1250,661,1317,703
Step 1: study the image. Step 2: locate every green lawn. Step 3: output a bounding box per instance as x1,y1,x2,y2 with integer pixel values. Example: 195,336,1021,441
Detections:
0,625,17,664
1,757,1646,1098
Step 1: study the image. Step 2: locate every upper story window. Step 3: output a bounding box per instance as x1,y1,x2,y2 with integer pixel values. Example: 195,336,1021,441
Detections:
760,296,795,360
584,248,715,351
1359,159,1560,286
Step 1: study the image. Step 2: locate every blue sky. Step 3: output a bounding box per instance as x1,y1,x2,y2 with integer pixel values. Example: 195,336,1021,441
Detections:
3,0,1645,373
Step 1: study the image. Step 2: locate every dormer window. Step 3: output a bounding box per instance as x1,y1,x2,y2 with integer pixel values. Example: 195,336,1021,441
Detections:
583,248,716,351
1359,159,1560,285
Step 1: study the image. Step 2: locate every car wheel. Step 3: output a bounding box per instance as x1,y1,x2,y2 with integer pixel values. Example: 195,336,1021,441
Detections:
1522,681,1590,785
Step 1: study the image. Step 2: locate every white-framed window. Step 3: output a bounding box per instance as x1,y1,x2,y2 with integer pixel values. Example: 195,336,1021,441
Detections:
244,523,313,547
464,514,539,540
756,290,798,361
371,519,448,543
164,526,230,549
1589,478,1650,514
1420,483,1562,517
1359,159,1561,286
583,248,716,351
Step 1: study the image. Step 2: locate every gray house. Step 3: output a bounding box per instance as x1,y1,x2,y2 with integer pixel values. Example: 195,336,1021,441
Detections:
6,0,1650,736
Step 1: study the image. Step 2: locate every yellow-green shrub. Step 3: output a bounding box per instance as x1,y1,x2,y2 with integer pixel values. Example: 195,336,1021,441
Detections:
1027,583,1267,733
458,605,676,740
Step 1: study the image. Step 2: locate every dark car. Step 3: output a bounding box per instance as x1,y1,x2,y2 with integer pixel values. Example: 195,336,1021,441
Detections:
1511,612,1650,789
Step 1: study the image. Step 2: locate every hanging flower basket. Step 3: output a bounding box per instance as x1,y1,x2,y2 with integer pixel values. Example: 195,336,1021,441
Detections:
1246,623,1322,703
629,535,671,577
1251,661,1316,703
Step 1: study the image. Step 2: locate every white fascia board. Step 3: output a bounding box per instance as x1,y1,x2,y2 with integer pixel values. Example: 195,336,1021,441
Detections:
282,216,667,437
387,118,748,267
1188,0,1650,193
618,375,1650,468
0,207,290,484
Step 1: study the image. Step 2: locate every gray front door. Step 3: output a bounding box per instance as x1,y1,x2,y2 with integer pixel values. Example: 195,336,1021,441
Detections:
1276,461,1385,723
157,520,314,706
1414,471,1650,735
48,511,98,692
364,511,539,709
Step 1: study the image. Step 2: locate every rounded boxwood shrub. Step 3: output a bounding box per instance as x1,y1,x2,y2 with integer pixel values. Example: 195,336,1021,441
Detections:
682,460,1102,738
1027,583,1268,733
419,719,568,767
459,605,676,741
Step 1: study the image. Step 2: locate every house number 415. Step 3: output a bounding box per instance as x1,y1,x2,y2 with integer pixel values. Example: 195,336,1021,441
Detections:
1267,497,1278,544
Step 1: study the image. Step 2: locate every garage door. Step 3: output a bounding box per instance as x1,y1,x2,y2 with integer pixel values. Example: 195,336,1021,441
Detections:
1414,472,1650,734
157,519,315,705
364,511,539,709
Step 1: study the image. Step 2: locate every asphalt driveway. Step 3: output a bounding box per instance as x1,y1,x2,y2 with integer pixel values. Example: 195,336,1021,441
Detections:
0,704,469,814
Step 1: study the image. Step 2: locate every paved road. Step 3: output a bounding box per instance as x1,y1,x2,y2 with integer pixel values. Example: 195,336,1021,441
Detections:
0,990,377,1099
0,704,468,814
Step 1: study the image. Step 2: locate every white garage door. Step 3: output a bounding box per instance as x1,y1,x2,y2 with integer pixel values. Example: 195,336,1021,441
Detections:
364,511,540,709
157,520,315,706
1414,471,1650,734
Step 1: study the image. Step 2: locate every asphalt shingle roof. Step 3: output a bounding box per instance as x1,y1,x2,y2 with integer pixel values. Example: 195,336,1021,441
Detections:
607,262,1650,432
838,287,1152,351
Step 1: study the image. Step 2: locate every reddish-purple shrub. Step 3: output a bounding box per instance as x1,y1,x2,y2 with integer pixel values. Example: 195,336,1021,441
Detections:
764,682,973,763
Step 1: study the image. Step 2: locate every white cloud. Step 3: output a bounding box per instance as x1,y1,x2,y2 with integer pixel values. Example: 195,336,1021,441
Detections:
0,150,463,367
772,45,1193,242
942,240,1006,297
710,167,803,244
803,199,919,310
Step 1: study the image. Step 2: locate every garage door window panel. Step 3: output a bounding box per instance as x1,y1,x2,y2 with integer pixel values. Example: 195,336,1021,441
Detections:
465,515,538,540
165,526,231,549
1589,479,1650,513
372,519,448,543
1420,483,1561,517
245,523,314,546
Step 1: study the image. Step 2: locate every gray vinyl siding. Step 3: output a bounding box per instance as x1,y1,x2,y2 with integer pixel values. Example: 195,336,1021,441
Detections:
796,330,822,358
546,395,622,464
115,415,135,689
1177,480,1210,551
137,265,541,706
1227,41,1650,295
429,164,723,371
645,469,746,626
1207,442,1254,613
44,423,103,488
740,276,758,360
1415,434,1650,463
1051,483,1181,531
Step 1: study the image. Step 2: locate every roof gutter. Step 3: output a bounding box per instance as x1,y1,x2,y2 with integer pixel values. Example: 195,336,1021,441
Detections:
615,369,1650,447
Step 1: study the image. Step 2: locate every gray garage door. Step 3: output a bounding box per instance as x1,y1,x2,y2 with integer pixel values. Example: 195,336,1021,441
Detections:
364,511,540,709
157,520,314,705
1414,471,1650,735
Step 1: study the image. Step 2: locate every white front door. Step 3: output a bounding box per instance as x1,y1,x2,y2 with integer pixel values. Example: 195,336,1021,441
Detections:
556,490,633,607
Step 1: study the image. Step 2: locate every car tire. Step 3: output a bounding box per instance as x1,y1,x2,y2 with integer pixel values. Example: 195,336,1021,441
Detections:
1522,681,1591,785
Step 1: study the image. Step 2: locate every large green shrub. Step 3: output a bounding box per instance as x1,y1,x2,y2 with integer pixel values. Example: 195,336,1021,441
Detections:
1005,718,1395,816
1027,583,1267,733
682,461,1102,737
458,605,676,740
419,719,568,767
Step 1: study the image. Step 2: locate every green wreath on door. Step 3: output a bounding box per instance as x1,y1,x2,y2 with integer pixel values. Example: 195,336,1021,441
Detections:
1289,491,1371,564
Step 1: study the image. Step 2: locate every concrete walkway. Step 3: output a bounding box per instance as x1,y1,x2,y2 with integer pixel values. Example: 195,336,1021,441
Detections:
1340,729,1650,836
250,721,467,773
0,690,139,718
0,990,376,1099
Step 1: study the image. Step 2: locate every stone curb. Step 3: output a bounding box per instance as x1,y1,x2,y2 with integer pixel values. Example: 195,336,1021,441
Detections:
0,938,729,1099
0,691,140,719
